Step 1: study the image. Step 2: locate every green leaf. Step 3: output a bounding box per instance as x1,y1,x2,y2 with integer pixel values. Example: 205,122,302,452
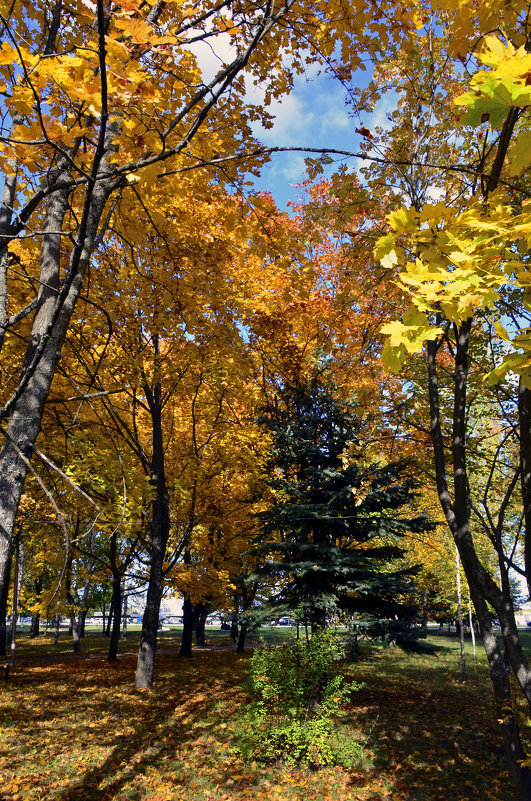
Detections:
508,131,531,176
456,75,528,128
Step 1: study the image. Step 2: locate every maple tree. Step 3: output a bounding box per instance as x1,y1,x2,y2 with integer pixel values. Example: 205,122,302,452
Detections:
4,7,531,800
360,6,531,796
44,175,314,682
0,0,428,674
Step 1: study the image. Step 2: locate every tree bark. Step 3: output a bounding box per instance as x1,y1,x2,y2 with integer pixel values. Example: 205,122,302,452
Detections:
30,612,40,639
135,372,170,689
105,595,113,636
520,382,531,599
8,537,21,669
194,603,209,646
77,609,87,638
68,611,81,654
237,622,247,653
0,171,113,620
30,576,43,638
455,543,467,681
65,553,81,654
53,612,60,645
469,599,476,659
122,586,128,640
0,549,12,657
107,574,122,662
180,596,194,658
470,584,531,798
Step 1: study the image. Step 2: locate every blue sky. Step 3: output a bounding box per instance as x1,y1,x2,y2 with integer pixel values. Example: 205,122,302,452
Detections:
188,32,396,210
249,68,393,209
249,71,360,208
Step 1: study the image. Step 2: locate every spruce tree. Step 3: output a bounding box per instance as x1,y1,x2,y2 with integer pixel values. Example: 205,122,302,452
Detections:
256,379,433,641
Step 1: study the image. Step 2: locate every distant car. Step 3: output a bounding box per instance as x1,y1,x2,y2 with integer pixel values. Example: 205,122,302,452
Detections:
527,621,531,627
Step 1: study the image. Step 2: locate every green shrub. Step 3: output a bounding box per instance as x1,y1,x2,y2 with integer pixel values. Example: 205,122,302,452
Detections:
235,629,364,768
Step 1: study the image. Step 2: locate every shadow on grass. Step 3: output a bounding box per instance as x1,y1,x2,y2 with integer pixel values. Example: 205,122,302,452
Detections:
0,638,519,801
346,638,515,801
16,652,249,801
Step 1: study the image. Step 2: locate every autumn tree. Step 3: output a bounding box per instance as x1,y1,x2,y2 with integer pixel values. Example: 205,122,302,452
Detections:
0,0,425,666
363,7,531,796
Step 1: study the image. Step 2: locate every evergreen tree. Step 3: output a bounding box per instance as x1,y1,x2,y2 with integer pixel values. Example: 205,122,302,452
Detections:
256,379,433,642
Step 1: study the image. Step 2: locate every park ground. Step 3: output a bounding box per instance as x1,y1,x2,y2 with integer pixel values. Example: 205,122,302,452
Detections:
0,629,526,801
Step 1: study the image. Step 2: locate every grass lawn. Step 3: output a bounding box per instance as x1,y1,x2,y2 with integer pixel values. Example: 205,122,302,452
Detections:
8,624,297,659
0,630,524,800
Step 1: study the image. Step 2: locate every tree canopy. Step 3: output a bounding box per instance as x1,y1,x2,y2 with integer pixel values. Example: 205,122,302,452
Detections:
2,0,531,794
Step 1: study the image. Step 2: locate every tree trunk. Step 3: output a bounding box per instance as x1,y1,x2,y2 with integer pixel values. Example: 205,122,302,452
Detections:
77,577,92,638
469,599,476,659
520,382,531,599
237,621,247,653
77,608,87,638
122,585,128,640
0,549,12,657
194,603,209,646
427,330,531,799
8,537,21,668
65,553,81,654
30,576,43,638
471,585,531,798
236,587,255,653
105,591,114,636
455,543,467,681
135,374,170,689
230,618,238,644
69,611,81,654
0,172,112,621
349,626,358,660
30,612,40,639
53,611,60,645
107,575,122,662
421,590,428,634
180,596,194,658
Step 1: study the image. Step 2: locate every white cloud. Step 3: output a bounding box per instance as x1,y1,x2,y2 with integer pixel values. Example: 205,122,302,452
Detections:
249,74,352,151
369,91,398,132
183,31,237,84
